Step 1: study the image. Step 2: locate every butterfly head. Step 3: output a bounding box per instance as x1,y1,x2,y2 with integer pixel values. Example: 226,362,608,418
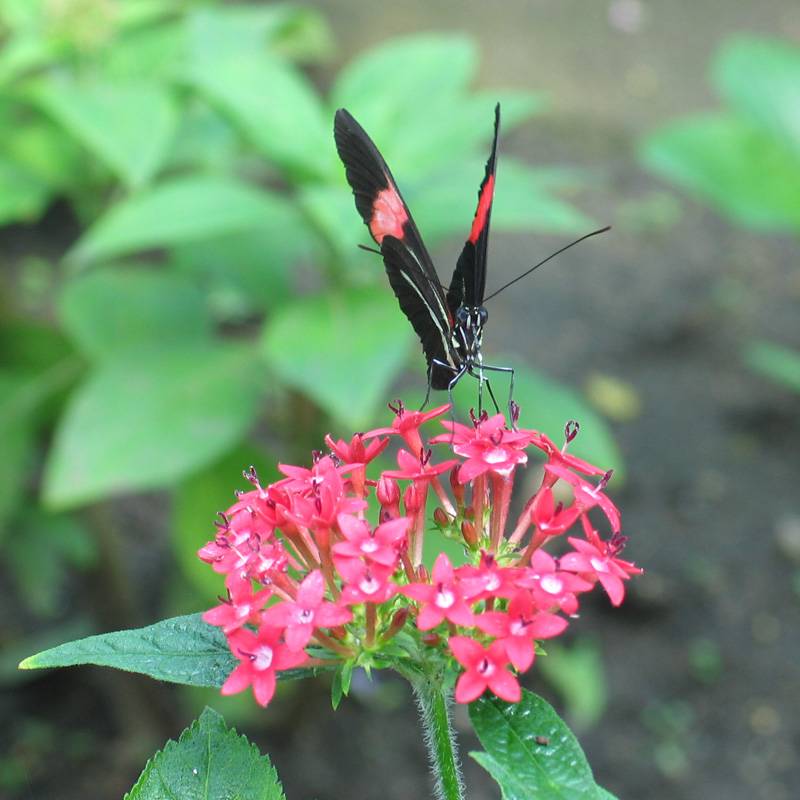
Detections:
453,306,488,362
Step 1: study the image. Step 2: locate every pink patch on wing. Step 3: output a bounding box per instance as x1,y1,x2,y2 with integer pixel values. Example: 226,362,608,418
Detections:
469,173,495,243
370,183,408,243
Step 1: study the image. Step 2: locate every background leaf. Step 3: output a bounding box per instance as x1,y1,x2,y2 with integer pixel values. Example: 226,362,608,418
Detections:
124,707,286,800
469,688,617,800
640,113,800,231
35,79,177,189
713,36,800,154
262,287,415,428
43,344,263,508
67,177,294,265
743,339,800,393
59,267,213,361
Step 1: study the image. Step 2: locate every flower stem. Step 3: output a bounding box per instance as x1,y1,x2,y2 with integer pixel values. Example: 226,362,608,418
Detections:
409,674,465,800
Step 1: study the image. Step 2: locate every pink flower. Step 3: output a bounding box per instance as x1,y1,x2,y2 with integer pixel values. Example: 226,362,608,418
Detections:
337,559,397,605
324,431,389,466
382,447,457,482
433,413,532,481
532,487,582,536
456,552,520,601
202,582,273,634
516,549,593,615
529,431,607,477
403,553,475,630
476,591,567,671
449,636,521,703
222,625,308,706
543,463,620,532
332,514,409,570
370,401,451,454
560,535,642,606
261,570,352,651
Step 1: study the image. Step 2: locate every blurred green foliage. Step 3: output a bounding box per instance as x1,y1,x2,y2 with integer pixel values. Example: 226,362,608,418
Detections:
641,36,800,233
641,36,800,395
0,0,617,624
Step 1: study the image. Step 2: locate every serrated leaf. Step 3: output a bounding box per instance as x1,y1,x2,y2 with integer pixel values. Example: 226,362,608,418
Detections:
67,177,288,266
743,339,800,393
35,79,177,189
713,36,800,154
125,707,286,800
59,267,213,361
43,344,263,508
262,287,414,428
185,50,332,180
453,361,624,480
469,689,616,799
331,34,478,146
19,613,236,687
641,113,800,231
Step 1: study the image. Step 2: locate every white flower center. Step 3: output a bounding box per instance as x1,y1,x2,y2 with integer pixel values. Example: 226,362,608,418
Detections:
298,608,314,624
590,556,609,573
436,588,455,609
484,447,508,464
540,575,563,595
478,658,495,677
253,644,274,671
361,540,379,553
359,576,380,596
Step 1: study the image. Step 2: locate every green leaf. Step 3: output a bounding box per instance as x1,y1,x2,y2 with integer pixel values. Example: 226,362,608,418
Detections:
0,155,50,224
59,267,213,361
331,34,478,145
536,640,608,729
173,443,279,601
469,688,616,799
454,362,624,480
7,511,96,616
43,344,263,508
125,707,286,800
641,113,800,232
67,177,289,265
262,287,415,428
713,36,800,154
19,613,235,687
743,339,800,393
185,50,332,180
35,79,177,189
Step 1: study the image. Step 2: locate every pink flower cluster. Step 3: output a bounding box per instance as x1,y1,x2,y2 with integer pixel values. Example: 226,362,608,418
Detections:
199,403,641,707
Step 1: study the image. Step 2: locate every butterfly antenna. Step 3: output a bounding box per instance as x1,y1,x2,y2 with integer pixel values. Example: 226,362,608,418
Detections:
358,243,382,256
483,225,611,302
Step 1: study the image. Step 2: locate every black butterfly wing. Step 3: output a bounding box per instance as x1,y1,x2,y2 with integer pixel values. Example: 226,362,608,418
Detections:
447,103,500,312
334,108,458,387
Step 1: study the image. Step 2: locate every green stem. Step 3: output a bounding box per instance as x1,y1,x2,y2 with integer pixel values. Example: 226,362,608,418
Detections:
409,674,465,800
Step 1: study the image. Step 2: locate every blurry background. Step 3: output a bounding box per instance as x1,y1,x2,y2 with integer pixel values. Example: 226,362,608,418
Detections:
1,1,799,798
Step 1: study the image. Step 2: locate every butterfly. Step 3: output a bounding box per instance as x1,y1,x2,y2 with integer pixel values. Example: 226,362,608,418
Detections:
334,103,509,411
334,105,609,413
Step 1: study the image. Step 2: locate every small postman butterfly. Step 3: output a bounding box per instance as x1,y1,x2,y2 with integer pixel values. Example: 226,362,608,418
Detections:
334,104,608,414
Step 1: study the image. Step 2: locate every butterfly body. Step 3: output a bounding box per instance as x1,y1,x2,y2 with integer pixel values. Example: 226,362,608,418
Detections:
334,105,502,395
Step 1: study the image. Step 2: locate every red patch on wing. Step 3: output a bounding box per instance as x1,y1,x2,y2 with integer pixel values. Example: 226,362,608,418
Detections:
468,173,495,244
370,184,408,243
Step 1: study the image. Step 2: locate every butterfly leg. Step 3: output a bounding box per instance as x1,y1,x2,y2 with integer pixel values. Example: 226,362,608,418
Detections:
475,363,516,426
445,364,469,442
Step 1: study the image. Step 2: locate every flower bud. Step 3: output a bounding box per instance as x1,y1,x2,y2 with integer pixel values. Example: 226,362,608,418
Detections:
382,608,410,642
421,632,441,647
449,464,465,505
461,520,478,548
377,475,400,506
433,507,450,528
404,483,422,513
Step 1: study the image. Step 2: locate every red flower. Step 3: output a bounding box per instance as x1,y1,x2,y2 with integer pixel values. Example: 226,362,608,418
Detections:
403,553,475,630
516,549,593,615
382,447,458,482
560,535,642,606
324,431,389,466
332,514,409,570
370,401,451,454
222,625,308,706
261,570,352,651
456,552,520,601
529,431,607,476
543,463,620,532
476,591,567,671
202,582,272,634
532,487,582,536
433,413,532,481
449,636,521,703
337,559,397,605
